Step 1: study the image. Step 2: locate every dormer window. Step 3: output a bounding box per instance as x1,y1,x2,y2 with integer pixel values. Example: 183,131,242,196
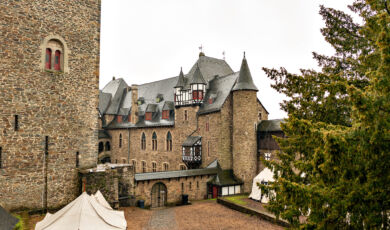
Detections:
192,90,203,100
145,112,152,121
162,110,169,119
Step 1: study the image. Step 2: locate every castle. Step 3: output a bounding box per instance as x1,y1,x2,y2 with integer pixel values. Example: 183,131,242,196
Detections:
97,52,278,207
0,0,283,210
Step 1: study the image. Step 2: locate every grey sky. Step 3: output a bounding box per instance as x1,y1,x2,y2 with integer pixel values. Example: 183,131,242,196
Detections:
100,0,355,119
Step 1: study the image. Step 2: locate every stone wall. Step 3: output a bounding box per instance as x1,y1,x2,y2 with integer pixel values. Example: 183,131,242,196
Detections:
0,0,100,210
82,165,134,207
134,174,213,207
232,90,259,193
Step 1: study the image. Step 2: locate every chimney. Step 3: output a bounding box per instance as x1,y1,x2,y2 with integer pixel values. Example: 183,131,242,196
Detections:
113,76,116,80
130,84,139,124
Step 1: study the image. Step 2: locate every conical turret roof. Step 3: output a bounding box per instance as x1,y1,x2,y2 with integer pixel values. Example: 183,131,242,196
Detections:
232,54,258,91
190,64,207,85
174,67,185,88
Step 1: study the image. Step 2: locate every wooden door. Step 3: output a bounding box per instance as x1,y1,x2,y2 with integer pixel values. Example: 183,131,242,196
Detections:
151,182,167,208
212,186,218,198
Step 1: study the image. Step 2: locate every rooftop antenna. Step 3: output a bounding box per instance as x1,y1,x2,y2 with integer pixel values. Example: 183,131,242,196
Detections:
222,51,225,60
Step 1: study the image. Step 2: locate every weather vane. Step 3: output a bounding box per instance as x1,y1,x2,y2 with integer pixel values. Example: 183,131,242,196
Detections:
222,51,225,60
199,44,203,53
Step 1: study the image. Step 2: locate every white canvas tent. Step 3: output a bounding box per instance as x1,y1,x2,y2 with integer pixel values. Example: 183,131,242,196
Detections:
35,191,127,230
249,167,275,203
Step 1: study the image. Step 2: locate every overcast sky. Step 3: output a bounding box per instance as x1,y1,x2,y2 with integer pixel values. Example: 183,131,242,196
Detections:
100,0,356,119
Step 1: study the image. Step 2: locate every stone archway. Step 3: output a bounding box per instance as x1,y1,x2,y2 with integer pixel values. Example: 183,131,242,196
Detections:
151,182,167,208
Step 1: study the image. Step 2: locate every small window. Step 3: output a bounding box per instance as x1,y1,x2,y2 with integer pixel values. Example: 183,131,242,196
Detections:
45,48,52,69
197,181,199,189
152,162,157,172
162,110,169,119
141,133,146,150
54,50,61,70
99,142,104,153
122,159,126,164
189,182,192,190
206,117,209,132
119,133,122,148
145,112,152,121
265,152,271,161
142,161,146,173
163,163,169,171
76,152,80,168
258,112,262,120
181,182,184,193
45,136,49,155
184,110,188,121
192,90,203,100
152,132,157,151
166,132,172,151
132,160,137,172
117,116,122,123
14,115,19,131
115,159,118,163
105,141,111,151
208,141,210,157
180,165,187,170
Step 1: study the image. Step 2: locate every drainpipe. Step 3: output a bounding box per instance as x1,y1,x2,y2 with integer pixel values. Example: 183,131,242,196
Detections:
127,128,130,163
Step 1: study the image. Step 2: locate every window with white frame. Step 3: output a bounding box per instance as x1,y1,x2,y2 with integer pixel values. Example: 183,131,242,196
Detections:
265,152,271,161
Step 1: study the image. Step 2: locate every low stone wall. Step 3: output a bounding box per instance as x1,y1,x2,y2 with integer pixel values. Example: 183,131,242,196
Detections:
81,164,134,208
217,198,289,227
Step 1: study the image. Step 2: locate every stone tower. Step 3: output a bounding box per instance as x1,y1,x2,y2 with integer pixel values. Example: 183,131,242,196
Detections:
0,0,101,210
232,54,259,193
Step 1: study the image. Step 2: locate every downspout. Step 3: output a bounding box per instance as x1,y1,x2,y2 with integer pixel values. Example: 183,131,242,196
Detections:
127,128,130,163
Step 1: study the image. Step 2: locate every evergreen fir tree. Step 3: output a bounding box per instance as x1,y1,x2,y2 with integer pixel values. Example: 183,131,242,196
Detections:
261,0,389,228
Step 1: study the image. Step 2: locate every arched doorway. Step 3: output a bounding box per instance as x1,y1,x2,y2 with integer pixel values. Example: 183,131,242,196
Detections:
151,182,167,208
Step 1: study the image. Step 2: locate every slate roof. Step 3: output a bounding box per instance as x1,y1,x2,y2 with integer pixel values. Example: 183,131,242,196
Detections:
134,167,218,181
0,205,19,230
101,78,128,115
232,56,258,92
258,119,284,132
174,68,185,88
98,91,112,115
182,136,201,147
207,169,243,186
198,72,239,115
189,64,207,85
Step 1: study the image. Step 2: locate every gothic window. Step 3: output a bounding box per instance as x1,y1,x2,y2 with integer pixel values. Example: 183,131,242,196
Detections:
54,50,61,70
41,36,69,72
76,152,79,168
163,163,169,171
145,112,152,121
152,132,157,151
162,110,169,119
141,133,146,150
152,162,157,172
45,48,52,69
98,142,104,153
119,133,122,148
105,141,111,151
142,161,146,172
265,152,271,161
166,132,172,151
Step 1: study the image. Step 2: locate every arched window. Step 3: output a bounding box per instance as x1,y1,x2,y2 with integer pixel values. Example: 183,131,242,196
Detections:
54,50,61,70
45,48,52,69
41,35,69,72
105,141,111,151
152,132,157,151
180,165,187,170
141,133,146,150
98,142,104,153
132,160,137,173
163,163,169,171
166,132,172,151
152,162,157,172
142,161,146,172
119,133,122,148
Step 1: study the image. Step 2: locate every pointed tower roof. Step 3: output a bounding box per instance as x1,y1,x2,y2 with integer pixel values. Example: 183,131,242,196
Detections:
232,53,258,92
174,67,185,88
190,64,207,85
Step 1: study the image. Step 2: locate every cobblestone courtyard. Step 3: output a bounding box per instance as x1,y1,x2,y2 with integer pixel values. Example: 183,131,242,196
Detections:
122,200,284,230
